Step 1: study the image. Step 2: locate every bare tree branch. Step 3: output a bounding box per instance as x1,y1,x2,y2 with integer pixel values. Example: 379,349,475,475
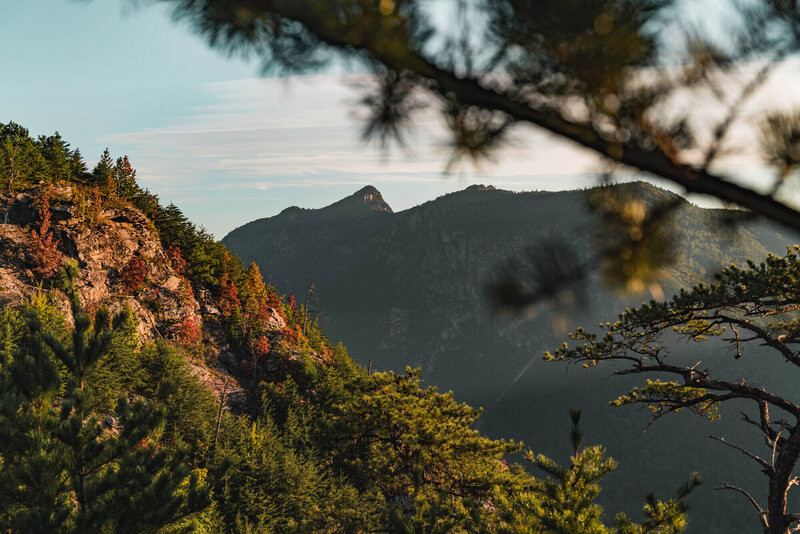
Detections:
710,434,770,471
716,482,768,528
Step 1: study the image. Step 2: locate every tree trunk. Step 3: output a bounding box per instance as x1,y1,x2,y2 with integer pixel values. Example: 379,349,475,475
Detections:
766,429,800,533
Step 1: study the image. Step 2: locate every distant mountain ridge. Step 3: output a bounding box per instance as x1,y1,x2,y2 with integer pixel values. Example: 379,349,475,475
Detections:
223,182,798,533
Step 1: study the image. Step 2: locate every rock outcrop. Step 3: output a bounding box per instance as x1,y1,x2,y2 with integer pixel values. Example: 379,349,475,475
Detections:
0,184,200,341
0,184,252,407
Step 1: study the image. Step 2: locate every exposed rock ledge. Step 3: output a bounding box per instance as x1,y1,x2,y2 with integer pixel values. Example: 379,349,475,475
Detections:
0,184,200,341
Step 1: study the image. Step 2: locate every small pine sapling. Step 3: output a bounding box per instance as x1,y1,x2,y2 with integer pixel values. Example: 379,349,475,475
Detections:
517,410,699,533
0,262,210,531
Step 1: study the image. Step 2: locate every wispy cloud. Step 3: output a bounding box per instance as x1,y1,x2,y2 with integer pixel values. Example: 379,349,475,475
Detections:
110,74,604,185
106,63,796,236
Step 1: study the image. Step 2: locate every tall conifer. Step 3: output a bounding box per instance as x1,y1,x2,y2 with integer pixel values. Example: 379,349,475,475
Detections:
91,148,114,188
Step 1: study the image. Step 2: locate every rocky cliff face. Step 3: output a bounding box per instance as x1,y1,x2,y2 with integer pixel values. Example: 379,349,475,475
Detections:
0,183,200,341
0,183,261,406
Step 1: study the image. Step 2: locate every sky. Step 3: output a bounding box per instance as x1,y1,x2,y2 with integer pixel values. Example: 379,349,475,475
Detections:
0,0,794,238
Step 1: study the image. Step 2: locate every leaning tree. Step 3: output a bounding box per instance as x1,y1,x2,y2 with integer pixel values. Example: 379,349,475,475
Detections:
546,247,800,534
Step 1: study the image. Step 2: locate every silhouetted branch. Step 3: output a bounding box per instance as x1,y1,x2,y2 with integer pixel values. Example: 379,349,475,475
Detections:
715,482,768,528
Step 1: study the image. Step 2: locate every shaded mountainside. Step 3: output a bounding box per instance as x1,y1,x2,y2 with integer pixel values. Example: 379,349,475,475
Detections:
6,122,709,532
224,181,800,533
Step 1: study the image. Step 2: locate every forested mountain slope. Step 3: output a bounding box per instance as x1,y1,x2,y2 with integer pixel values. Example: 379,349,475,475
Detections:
1,121,699,532
224,182,799,533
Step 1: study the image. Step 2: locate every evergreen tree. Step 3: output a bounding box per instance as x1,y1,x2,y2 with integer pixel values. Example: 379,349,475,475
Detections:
547,247,800,533
38,132,71,182
114,155,138,200
243,261,268,304
69,148,88,181
84,306,145,412
0,262,209,532
257,360,528,532
506,410,699,534
91,148,114,188
240,262,273,355
139,341,217,460
0,122,41,192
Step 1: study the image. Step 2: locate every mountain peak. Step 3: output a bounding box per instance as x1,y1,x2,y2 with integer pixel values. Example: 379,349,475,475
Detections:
321,185,393,216
465,184,496,192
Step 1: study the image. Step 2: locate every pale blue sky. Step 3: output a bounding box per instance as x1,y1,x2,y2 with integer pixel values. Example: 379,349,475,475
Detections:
0,1,788,237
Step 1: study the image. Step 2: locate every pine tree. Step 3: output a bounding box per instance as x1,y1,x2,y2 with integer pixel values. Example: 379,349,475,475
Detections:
69,148,88,181
84,306,145,412
513,410,699,534
113,156,138,200
239,262,281,356
138,341,217,460
90,148,114,188
0,262,209,532
38,132,71,183
0,122,41,192
547,247,800,533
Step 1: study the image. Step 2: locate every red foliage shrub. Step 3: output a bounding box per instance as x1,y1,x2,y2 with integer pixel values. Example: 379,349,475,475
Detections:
281,325,304,346
219,274,241,316
120,256,147,293
165,246,188,276
176,315,203,352
256,301,270,323
253,335,270,357
280,326,297,345
28,199,63,280
287,293,297,310
265,289,282,310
